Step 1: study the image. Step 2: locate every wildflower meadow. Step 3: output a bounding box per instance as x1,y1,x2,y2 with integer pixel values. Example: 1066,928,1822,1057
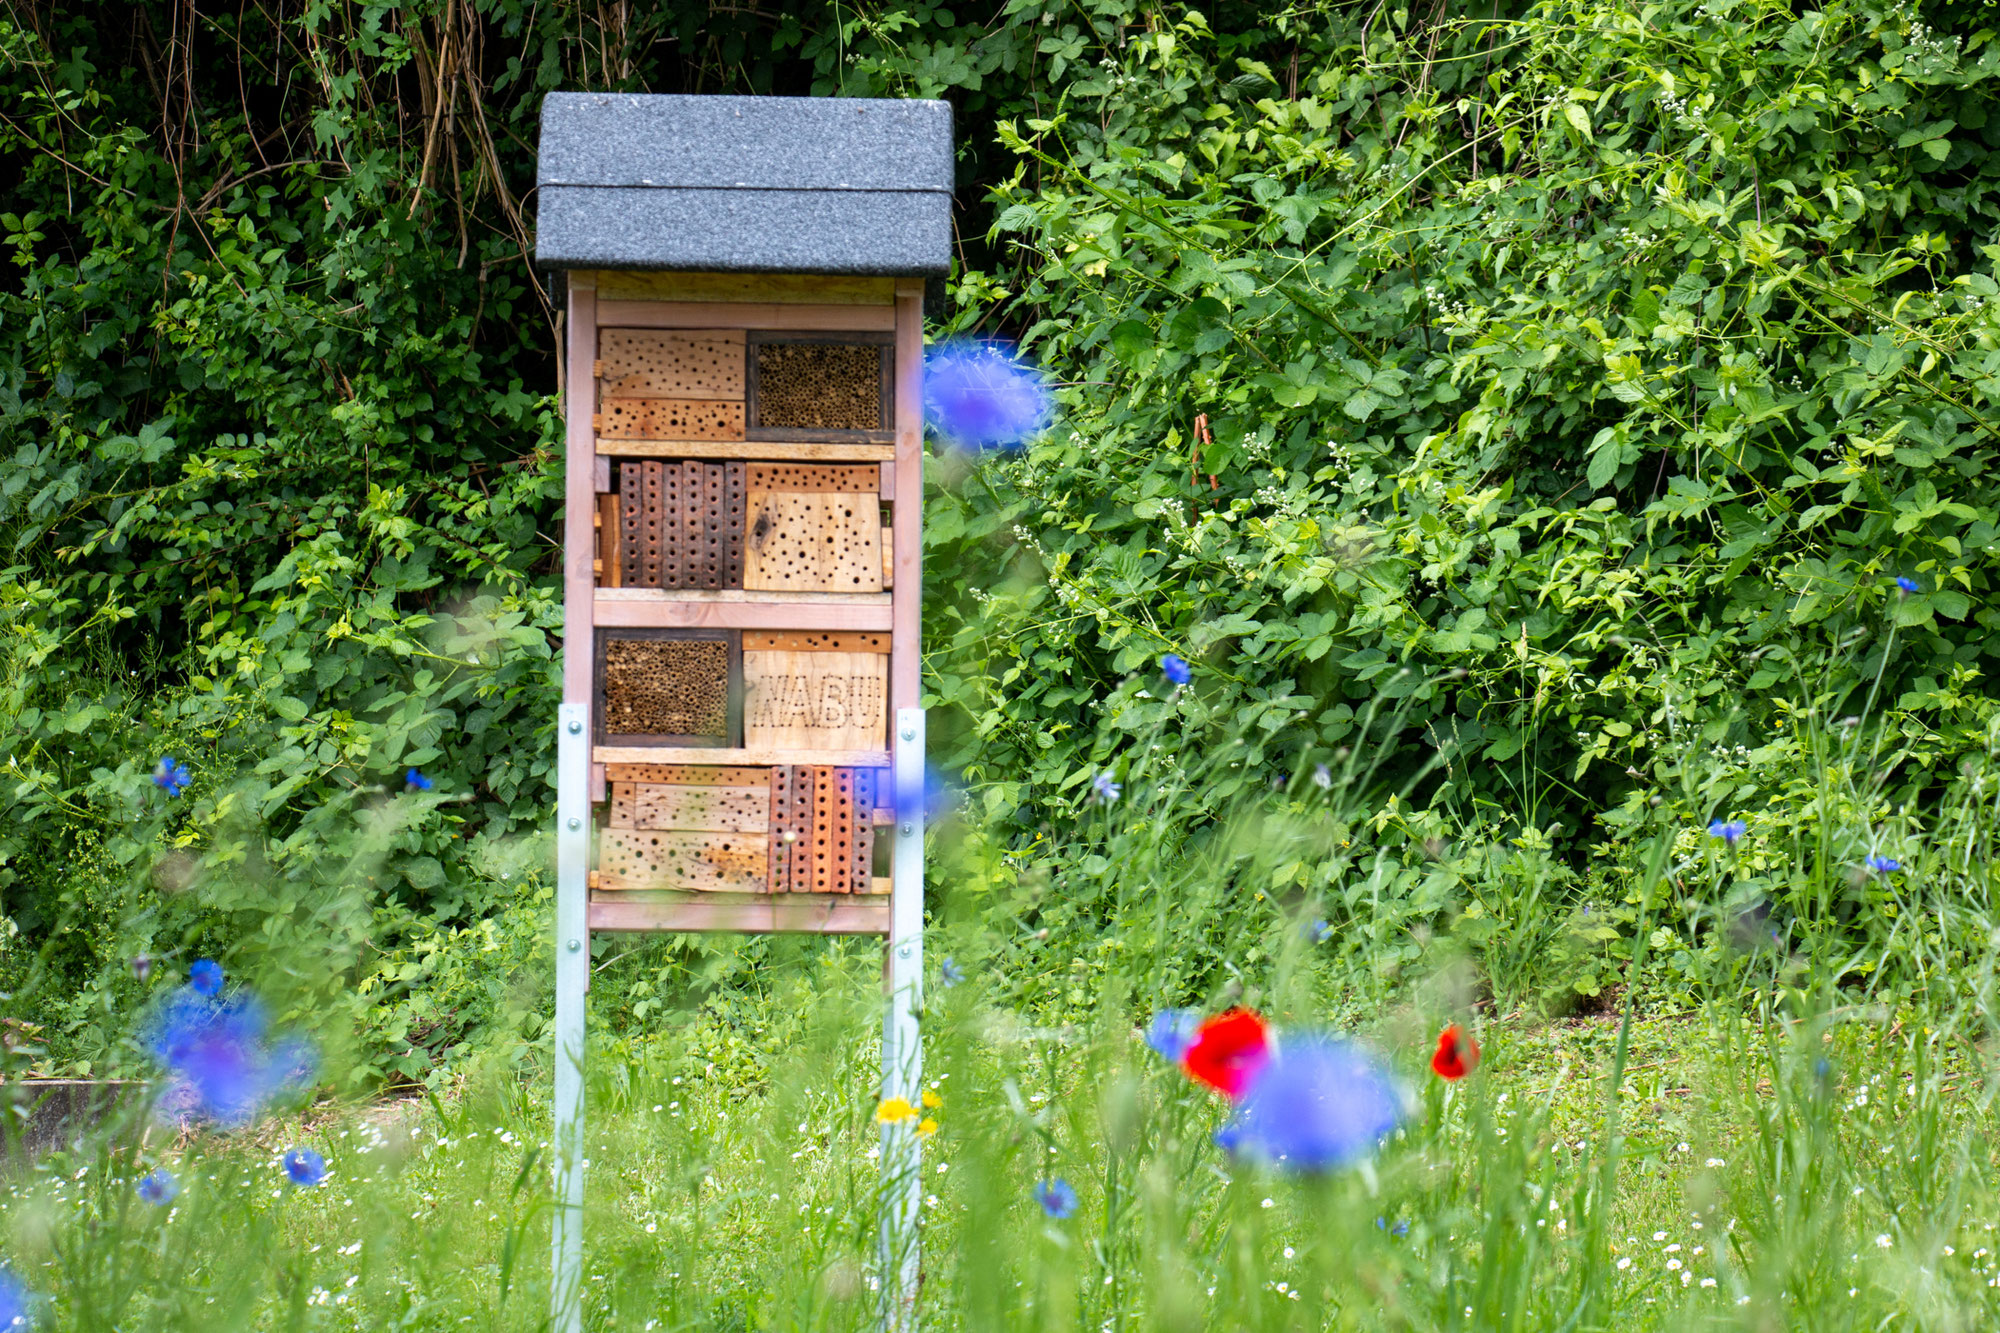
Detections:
9,0,2000,1329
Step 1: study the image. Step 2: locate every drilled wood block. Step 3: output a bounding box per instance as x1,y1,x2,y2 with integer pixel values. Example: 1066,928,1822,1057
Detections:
754,343,884,431
599,398,745,441
746,464,881,494
788,765,815,888
851,768,876,895
742,491,883,593
742,650,888,752
601,636,733,742
723,462,747,588
598,329,745,400
697,462,726,590
768,765,796,894
610,782,769,833
605,764,769,786
741,631,891,654
597,828,766,892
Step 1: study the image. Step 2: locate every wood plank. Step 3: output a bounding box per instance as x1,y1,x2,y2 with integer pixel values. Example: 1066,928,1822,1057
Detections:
605,764,770,786
597,493,621,588
742,650,889,752
743,491,883,594
597,588,891,606
597,746,891,767
878,460,895,501
563,282,599,717
610,783,769,833
597,329,745,399
740,631,891,654
598,828,767,891
594,597,892,631
591,272,895,305
881,526,893,590
598,398,745,441
745,464,880,493
595,300,896,332
598,439,895,462
587,894,890,935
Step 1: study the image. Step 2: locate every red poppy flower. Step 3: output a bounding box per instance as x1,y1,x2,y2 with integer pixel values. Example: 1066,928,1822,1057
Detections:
1431,1025,1479,1080
1180,1009,1272,1098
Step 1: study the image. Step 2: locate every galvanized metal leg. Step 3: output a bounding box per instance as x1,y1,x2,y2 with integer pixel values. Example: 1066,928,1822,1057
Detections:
551,703,590,1333
880,707,925,1329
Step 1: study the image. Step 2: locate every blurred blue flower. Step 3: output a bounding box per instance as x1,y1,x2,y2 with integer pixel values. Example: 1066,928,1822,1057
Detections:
924,341,1052,450
1214,1035,1402,1172
283,1147,327,1187
189,959,224,997
405,768,433,792
152,756,191,798
145,986,314,1128
1375,1216,1409,1236
1312,763,1332,790
1144,1009,1200,1061
1092,773,1121,804
939,957,965,989
1707,818,1747,847
0,1265,29,1330
886,764,956,824
137,1169,179,1205
1895,576,1919,594
1866,854,1901,874
1032,1178,1078,1219
1304,919,1333,944
1161,654,1192,686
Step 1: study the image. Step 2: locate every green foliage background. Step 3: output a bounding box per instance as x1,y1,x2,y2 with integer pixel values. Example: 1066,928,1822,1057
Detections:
5,0,2000,1080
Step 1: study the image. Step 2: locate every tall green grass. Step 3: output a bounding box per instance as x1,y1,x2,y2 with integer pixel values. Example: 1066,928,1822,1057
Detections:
6,694,2000,1330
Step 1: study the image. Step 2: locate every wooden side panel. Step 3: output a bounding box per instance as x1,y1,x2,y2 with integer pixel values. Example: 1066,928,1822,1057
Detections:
562,280,598,715
598,828,767,891
742,651,889,752
600,399,745,440
891,283,923,719
742,491,883,593
598,329,745,399
610,783,768,833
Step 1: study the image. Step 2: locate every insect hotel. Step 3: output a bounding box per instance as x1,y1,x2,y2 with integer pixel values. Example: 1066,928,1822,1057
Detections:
535,92,950,1328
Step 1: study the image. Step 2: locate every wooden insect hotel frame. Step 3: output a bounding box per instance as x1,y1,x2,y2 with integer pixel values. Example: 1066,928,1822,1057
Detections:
535,92,951,1330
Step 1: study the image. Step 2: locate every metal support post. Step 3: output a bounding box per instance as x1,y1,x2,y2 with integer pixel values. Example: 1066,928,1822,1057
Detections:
551,703,590,1333
879,706,926,1328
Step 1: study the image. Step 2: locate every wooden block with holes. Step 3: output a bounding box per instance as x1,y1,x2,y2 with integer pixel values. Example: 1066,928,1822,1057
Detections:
741,630,889,753
743,489,883,593
598,399,744,440
597,828,767,891
598,329,745,400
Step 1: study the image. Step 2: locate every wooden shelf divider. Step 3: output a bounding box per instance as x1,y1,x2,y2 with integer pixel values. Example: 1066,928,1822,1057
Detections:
597,440,895,461
594,746,892,768
595,594,891,630
589,893,889,935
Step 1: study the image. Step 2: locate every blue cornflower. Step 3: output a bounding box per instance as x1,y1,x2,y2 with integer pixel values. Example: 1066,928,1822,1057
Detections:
1213,1035,1402,1172
1895,576,1919,595
1032,1178,1078,1219
1866,855,1901,874
283,1147,327,1187
1304,919,1333,944
405,768,433,792
0,1264,30,1330
137,1169,179,1205
1143,1009,1200,1061
1092,773,1121,804
152,756,192,798
189,959,224,997
1707,819,1747,848
1375,1216,1410,1237
145,986,314,1128
1161,654,1192,686
924,341,1053,451
939,957,965,989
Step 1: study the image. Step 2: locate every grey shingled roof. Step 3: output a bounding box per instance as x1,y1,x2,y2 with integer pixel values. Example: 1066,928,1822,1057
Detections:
535,93,953,275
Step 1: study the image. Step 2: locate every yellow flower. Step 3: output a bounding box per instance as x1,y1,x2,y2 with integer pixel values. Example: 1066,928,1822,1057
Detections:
917,1117,938,1138
875,1097,917,1125
921,1088,942,1109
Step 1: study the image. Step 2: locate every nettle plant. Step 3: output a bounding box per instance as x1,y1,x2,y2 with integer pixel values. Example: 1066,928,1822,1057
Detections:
903,0,2000,1000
